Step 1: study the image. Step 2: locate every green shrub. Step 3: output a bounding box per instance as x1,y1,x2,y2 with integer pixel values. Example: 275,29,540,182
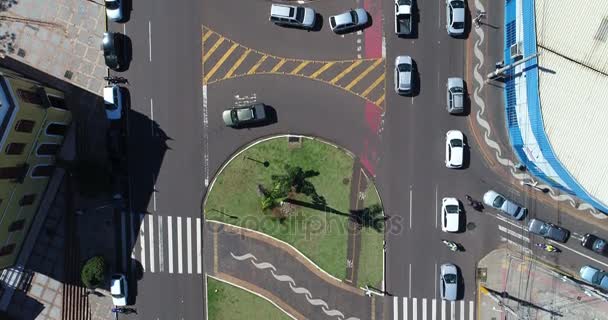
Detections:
81,256,106,288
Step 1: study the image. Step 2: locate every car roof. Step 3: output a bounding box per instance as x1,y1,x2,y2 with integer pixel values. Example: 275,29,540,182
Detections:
270,4,294,18
447,77,463,88
446,130,463,141
396,55,412,65
333,11,354,26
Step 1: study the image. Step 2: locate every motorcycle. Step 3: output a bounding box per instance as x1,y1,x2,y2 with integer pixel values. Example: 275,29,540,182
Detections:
535,243,559,253
442,239,460,252
465,194,484,211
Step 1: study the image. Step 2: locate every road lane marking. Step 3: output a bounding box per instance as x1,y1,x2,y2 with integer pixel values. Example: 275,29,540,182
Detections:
409,264,412,297
432,299,436,320
434,264,438,299
450,301,455,320
168,216,173,273
393,296,398,320
197,218,202,274
412,298,417,320
148,21,152,62
403,297,407,320
441,300,445,320
498,225,529,242
202,37,224,63
150,98,154,134
435,187,439,229
247,56,267,75
549,239,608,268
187,217,193,274
310,62,335,78
270,58,287,73
290,61,310,75
345,59,383,90
140,216,146,272
422,298,427,320
202,29,212,42
204,43,238,82
177,216,183,273
460,301,464,320
149,215,155,273
224,49,250,79
469,301,473,320
158,216,163,272
330,60,362,84
494,214,526,230
361,73,385,97
202,85,209,187
409,186,413,229
374,94,385,106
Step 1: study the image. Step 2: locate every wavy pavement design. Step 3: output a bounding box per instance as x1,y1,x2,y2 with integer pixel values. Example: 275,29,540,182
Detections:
471,0,604,219
230,252,361,320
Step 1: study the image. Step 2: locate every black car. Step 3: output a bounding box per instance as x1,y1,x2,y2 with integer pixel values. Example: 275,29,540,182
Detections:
103,32,129,71
222,103,268,127
582,234,608,257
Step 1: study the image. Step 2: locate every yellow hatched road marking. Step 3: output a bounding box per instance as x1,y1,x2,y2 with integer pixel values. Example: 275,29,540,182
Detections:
330,60,363,84
361,73,385,97
204,43,238,83
270,59,287,73
290,61,310,75
224,49,250,79
202,30,212,43
247,56,267,75
344,59,383,90
374,94,385,106
203,37,224,63
310,62,335,78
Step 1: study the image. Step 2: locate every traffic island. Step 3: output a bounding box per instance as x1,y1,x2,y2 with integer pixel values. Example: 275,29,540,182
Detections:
204,136,384,284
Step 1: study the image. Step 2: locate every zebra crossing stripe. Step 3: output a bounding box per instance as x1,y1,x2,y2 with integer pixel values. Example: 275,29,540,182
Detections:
422,298,427,320
140,216,146,272
469,301,474,320
149,216,155,273
196,218,202,274
412,298,417,320
393,296,398,320
187,217,193,274
441,300,445,320
431,299,436,320
450,301,455,320
177,217,183,274
158,216,164,272
403,297,407,320
168,216,173,273
460,301,464,320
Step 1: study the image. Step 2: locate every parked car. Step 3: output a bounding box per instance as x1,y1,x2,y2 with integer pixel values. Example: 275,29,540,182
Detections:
329,8,368,33
105,0,126,22
222,103,268,128
483,190,527,220
441,197,461,232
445,0,465,36
580,265,608,291
103,32,129,72
270,4,316,29
103,85,127,121
446,77,464,114
527,218,569,243
445,130,464,168
394,55,413,95
440,263,459,301
581,234,608,257
110,274,128,306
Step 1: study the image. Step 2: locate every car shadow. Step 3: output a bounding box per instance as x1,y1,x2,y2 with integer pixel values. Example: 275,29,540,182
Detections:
456,265,465,300
462,134,471,169
411,59,420,97
311,13,324,31
118,33,132,72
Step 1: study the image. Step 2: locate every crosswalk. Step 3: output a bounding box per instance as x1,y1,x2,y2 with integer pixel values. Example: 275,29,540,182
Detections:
127,214,203,274
393,297,475,320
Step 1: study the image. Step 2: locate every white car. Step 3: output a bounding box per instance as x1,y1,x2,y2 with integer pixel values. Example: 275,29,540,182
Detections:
445,130,464,168
105,0,126,23
110,274,128,306
103,85,126,121
394,55,413,95
483,190,527,220
329,8,368,33
446,0,465,36
270,4,316,29
441,197,461,232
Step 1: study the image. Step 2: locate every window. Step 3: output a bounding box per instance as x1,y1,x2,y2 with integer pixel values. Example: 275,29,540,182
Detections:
0,166,27,179
17,89,43,105
31,165,55,178
46,123,68,136
0,244,15,256
14,120,35,133
36,144,60,156
8,219,25,232
47,95,68,110
5,143,26,155
19,194,36,206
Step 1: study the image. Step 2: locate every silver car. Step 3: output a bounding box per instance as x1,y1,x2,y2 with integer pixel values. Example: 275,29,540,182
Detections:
394,55,413,94
446,77,464,114
440,263,459,301
580,265,608,290
483,190,527,220
445,0,465,36
528,219,569,243
329,8,368,33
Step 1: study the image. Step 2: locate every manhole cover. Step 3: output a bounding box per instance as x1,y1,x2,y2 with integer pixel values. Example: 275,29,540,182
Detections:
466,222,476,230
342,178,350,185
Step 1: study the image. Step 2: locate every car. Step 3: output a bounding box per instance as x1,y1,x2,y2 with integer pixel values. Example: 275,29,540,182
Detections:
580,265,608,291
103,32,129,72
270,4,316,29
394,55,413,95
527,218,570,243
483,190,527,220
105,0,126,22
581,234,608,257
446,77,464,114
110,274,128,306
445,130,464,168
441,197,461,232
445,0,465,36
329,8,368,33
440,263,459,301
103,85,127,121
222,103,268,127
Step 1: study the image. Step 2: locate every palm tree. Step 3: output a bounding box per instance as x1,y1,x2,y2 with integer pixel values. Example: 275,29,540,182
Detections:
261,165,320,210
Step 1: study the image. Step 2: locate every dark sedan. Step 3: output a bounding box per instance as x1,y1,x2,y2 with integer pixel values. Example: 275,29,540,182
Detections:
528,218,570,243
582,234,608,257
103,32,129,72
222,103,268,128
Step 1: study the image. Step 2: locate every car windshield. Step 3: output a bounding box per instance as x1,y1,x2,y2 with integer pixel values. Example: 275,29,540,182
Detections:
444,274,457,284
236,108,254,121
330,16,336,28
493,195,505,208
350,11,358,24
398,64,411,72
230,110,239,123
295,7,305,23
452,1,465,8
538,224,550,235
398,0,412,5
594,240,607,251
105,0,120,10
446,205,459,214
453,22,465,29
450,87,463,93
450,139,463,147
105,101,117,110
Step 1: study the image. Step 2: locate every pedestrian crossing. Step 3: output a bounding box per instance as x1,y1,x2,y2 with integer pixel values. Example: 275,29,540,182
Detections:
127,214,203,274
393,297,475,320
202,26,386,108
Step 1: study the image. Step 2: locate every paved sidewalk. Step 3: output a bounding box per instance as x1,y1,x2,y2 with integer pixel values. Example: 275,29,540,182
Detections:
345,161,367,286
478,248,608,319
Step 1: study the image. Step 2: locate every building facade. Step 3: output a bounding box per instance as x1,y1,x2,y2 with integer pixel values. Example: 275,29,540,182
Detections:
0,67,71,269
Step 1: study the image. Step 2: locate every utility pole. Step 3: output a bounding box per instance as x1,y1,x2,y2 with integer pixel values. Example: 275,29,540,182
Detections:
486,52,540,83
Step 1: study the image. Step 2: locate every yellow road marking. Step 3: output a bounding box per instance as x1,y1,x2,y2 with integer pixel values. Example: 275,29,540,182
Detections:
224,49,250,79
344,59,383,90
361,73,385,98
203,37,224,63
204,43,238,83
310,62,335,78
202,29,212,43
374,94,385,106
247,56,267,75
290,61,310,75
330,60,363,85
270,59,287,73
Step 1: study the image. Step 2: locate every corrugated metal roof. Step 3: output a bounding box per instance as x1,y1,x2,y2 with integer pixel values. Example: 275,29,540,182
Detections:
536,0,608,74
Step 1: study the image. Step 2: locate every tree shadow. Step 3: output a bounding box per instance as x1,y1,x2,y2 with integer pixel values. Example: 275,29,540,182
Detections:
349,204,385,232
282,198,347,216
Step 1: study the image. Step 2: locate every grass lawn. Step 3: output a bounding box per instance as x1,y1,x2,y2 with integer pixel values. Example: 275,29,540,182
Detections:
207,277,292,320
356,179,384,288
204,137,353,280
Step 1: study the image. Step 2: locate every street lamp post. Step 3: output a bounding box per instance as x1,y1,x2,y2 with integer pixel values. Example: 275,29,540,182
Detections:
245,156,269,167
